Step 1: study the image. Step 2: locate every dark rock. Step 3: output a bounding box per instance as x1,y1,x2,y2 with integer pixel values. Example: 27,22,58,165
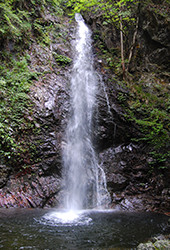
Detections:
0,165,10,188
119,197,145,211
107,173,128,191
0,172,61,208
137,7,170,71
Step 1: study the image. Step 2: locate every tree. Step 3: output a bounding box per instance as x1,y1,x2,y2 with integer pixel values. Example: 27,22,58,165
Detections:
66,0,139,79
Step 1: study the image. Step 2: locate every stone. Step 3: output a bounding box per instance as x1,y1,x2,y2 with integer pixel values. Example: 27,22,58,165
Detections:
137,239,170,250
119,197,145,211
107,173,128,191
0,165,10,188
137,242,155,249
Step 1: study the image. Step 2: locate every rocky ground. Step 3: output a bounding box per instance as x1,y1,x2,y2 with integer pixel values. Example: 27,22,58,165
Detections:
137,235,170,249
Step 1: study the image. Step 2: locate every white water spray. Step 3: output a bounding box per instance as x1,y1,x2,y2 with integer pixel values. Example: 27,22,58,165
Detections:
62,13,110,212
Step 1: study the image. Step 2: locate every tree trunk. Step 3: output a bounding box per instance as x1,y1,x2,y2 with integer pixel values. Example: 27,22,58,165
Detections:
128,16,139,71
120,16,126,80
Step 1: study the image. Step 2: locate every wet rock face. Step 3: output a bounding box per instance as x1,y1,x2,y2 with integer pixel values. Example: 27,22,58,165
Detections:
0,172,61,208
0,12,135,209
98,144,170,213
0,15,75,208
93,69,134,151
84,13,120,51
139,9,170,70
25,19,74,207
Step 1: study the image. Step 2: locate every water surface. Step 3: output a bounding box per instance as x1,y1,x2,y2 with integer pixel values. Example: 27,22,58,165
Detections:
0,209,169,249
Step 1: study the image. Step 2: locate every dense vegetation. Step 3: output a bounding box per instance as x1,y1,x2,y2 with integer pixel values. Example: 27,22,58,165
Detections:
0,0,169,173
0,0,64,169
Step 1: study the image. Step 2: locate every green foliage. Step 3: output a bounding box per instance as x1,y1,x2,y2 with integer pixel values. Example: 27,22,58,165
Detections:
143,0,170,18
53,53,72,65
132,116,168,146
66,0,96,13
124,77,169,169
117,92,128,105
66,0,138,24
0,0,64,47
65,0,139,77
0,2,31,42
0,0,66,170
0,56,38,166
149,151,169,169
33,19,53,45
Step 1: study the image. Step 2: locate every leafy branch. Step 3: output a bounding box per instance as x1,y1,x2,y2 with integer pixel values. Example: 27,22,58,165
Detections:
65,0,139,78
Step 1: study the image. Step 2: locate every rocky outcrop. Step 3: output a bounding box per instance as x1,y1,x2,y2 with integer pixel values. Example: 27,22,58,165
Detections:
98,144,170,212
137,235,170,249
138,7,170,70
0,15,74,208
0,173,61,208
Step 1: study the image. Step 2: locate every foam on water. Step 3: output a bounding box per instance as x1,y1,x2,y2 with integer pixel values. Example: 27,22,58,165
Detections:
40,210,93,226
39,208,118,227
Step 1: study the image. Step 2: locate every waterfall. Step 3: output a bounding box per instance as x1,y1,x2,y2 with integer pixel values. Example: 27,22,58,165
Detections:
63,13,110,211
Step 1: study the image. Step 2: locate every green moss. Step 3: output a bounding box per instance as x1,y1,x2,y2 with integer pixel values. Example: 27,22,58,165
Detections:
0,0,64,49
53,53,72,65
0,0,66,169
123,76,169,169
0,56,39,167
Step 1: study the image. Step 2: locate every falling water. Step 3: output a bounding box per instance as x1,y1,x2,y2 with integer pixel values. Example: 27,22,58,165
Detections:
63,13,110,211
